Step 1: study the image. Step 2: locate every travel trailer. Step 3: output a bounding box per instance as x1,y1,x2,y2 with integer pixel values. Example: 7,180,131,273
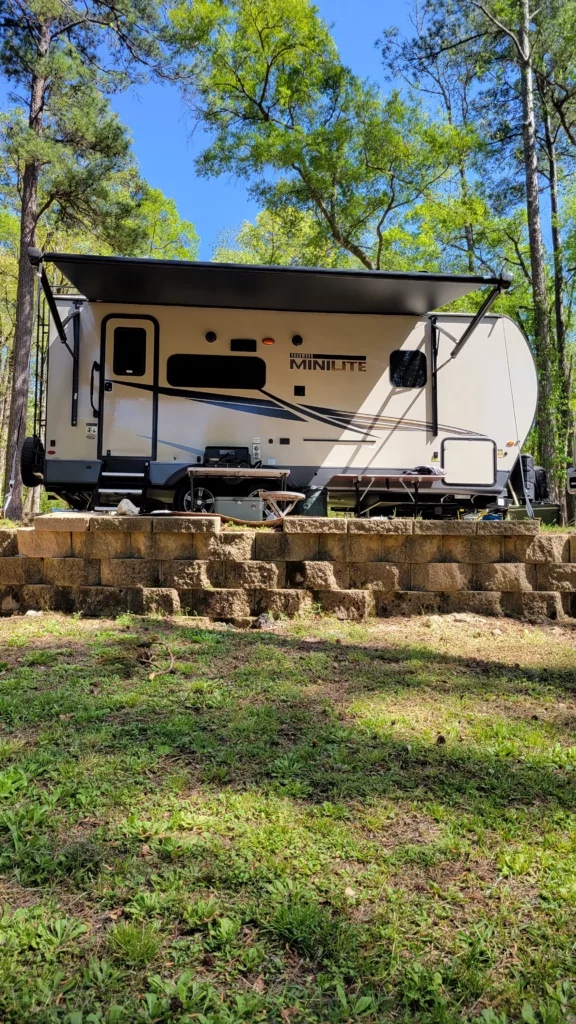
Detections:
21,251,539,518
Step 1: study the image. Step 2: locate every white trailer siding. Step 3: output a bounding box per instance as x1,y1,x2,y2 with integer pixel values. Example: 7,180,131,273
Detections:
44,300,537,496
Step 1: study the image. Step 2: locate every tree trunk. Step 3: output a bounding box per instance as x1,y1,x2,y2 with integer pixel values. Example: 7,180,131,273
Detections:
2,21,49,520
458,164,475,273
23,486,33,518
0,349,13,503
32,486,41,515
518,0,557,497
543,109,570,521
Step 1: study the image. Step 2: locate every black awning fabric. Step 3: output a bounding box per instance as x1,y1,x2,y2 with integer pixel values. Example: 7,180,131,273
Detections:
44,253,503,316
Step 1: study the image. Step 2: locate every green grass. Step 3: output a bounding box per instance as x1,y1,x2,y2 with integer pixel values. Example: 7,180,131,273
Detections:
0,611,574,1023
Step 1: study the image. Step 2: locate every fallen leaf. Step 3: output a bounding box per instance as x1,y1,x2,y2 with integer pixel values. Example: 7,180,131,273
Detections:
139,843,152,858
344,886,356,898
107,908,124,921
252,975,266,994
59,713,73,721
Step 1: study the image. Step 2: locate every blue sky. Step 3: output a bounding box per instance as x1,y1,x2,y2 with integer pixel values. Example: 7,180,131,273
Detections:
110,0,413,258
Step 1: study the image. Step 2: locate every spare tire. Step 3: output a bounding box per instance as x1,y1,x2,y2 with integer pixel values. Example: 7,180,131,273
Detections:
20,436,45,488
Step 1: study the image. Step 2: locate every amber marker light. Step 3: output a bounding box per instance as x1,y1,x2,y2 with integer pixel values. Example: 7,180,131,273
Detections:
262,337,275,345
506,441,516,447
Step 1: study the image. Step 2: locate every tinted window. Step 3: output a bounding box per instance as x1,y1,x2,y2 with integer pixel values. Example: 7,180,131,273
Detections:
113,326,146,376
390,350,427,388
167,354,266,389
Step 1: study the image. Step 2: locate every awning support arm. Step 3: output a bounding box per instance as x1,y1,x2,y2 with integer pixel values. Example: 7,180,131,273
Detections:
430,316,439,438
28,247,75,353
450,271,513,360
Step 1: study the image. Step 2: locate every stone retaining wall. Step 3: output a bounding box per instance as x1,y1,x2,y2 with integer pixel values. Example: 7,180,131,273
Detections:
0,514,575,621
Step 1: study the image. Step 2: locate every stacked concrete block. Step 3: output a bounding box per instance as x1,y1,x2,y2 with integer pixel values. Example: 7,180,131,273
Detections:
0,513,573,621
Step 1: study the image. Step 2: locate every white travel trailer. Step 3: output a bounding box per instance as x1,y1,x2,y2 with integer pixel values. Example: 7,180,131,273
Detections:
22,251,538,518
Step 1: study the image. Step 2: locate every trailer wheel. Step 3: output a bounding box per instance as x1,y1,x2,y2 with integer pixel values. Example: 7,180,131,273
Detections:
20,436,45,488
173,479,215,513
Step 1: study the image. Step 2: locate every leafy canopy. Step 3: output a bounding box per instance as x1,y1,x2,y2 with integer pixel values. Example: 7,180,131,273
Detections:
175,0,463,270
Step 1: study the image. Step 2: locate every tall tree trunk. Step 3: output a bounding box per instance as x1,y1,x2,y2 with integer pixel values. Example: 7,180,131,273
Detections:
543,109,571,521
0,349,12,502
458,164,475,273
32,486,41,515
2,20,49,520
518,0,556,496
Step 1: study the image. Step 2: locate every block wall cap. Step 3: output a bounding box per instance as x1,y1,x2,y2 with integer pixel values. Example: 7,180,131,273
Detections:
413,520,476,535
283,517,347,533
35,513,92,532
90,516,152,532
477,520,540,535
152,516,221,534
348,519,413,534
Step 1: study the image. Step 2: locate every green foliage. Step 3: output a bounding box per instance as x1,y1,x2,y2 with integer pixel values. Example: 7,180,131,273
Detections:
213,207,355,267
106,921,163,967
133,186,199,260
177,0,463,270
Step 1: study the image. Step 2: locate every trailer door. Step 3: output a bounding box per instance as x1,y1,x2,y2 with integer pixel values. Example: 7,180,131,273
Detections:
100,316,157,458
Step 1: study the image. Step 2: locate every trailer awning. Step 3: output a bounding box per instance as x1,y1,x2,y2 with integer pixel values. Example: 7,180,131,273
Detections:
43,253,510,316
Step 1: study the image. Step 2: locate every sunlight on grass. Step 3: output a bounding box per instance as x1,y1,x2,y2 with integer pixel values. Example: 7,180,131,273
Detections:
0,612,574,1022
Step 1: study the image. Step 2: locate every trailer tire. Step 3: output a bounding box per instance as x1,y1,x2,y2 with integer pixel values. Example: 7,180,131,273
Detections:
20,436,45,488
173,478,215,513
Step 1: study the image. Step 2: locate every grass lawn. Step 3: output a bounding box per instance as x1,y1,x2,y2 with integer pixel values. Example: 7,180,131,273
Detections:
0,611,574,1023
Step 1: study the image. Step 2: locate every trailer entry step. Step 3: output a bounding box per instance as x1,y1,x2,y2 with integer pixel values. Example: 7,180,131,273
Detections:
98,488,143,495
101,471,145,478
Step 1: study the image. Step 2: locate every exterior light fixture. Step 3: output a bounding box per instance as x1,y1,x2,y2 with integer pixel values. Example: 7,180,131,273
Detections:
262,337,275,345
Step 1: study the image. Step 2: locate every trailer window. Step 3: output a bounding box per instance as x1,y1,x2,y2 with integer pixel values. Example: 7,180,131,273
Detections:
167,354,266,389
113,327,146,376
390,350,427,388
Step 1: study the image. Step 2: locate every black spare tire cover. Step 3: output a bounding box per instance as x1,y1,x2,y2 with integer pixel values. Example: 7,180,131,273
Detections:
20,436,45,487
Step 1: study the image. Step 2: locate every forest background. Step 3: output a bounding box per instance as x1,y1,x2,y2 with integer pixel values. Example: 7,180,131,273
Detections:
1,0,575,520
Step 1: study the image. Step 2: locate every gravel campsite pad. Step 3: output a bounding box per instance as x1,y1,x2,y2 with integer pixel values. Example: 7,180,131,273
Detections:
0,611,574,1022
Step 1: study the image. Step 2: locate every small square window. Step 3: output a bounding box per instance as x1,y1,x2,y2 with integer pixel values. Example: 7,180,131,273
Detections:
390,350,427,388
294,385,305,396
113,326,146,376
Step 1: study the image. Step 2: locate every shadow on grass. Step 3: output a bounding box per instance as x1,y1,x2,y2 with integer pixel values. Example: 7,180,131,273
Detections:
1,619,575,1021
1,620,574,813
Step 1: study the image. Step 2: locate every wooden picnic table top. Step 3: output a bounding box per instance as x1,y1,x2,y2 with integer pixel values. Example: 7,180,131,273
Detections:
186,466,291,478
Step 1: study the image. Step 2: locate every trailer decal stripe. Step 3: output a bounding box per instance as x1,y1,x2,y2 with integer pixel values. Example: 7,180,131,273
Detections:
106,380,484,438
140,437,204,457
109,379,306,421
304,404,485,437
259,390,377,437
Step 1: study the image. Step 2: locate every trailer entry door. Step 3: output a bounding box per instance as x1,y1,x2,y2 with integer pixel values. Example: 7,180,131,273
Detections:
101,316,157,458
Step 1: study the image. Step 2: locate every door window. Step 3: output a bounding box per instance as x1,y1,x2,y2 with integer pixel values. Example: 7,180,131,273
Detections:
113,326,147,376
